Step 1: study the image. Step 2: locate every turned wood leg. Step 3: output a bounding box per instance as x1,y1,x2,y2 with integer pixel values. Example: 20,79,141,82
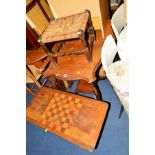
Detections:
78,29,91,63
90,82,101,100
85,10,95,40
85,10,95,55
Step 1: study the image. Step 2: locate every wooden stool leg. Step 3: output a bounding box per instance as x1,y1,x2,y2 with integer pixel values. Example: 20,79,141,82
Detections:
85,10,95,54
78,29,91,63
90,82,101,100
85,10,95,40
38,38,58,65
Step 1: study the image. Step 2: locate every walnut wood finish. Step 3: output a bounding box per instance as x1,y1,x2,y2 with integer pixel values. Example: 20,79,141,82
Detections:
42,21,113,99
26,48,50,95
76,80,93,94
26,87,109,151
26,47,48,65
75,20,114,95
43,21,114,82
26,47,67,95
43,30,103,83
40,20,114,99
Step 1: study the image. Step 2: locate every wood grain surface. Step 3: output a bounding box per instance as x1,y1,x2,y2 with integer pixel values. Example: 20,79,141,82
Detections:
26,87,109,151
26,47,48,65
42,21,113,83
42,30,102,83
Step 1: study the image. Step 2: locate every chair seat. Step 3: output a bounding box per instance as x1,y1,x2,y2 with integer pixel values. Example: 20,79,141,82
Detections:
40,12,89,43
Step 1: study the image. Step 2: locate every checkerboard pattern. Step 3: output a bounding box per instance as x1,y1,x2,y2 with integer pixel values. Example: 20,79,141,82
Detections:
41,92,82,133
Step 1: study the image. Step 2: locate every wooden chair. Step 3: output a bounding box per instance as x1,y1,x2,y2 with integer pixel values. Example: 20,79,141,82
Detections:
26,47,50,95
38,10,95,64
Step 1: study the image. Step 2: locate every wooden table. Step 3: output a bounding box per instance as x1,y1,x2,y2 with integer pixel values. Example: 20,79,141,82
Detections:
26,87,109,151
42,21,114,99
43,30,103,83
42,30,102,99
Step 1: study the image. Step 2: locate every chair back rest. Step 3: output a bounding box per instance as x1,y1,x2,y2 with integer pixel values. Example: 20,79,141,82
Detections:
101,35,117,73
111,3,125,39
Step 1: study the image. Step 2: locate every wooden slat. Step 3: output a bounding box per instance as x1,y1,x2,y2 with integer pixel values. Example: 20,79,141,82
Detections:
26,0,36,13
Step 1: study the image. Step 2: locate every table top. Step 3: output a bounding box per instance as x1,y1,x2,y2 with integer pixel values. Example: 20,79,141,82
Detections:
117,26,128,61
26,87,109,151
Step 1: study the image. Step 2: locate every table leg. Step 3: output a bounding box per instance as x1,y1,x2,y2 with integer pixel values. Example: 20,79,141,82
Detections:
90,82,101,100
75,80,101,100
85,9,95,55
